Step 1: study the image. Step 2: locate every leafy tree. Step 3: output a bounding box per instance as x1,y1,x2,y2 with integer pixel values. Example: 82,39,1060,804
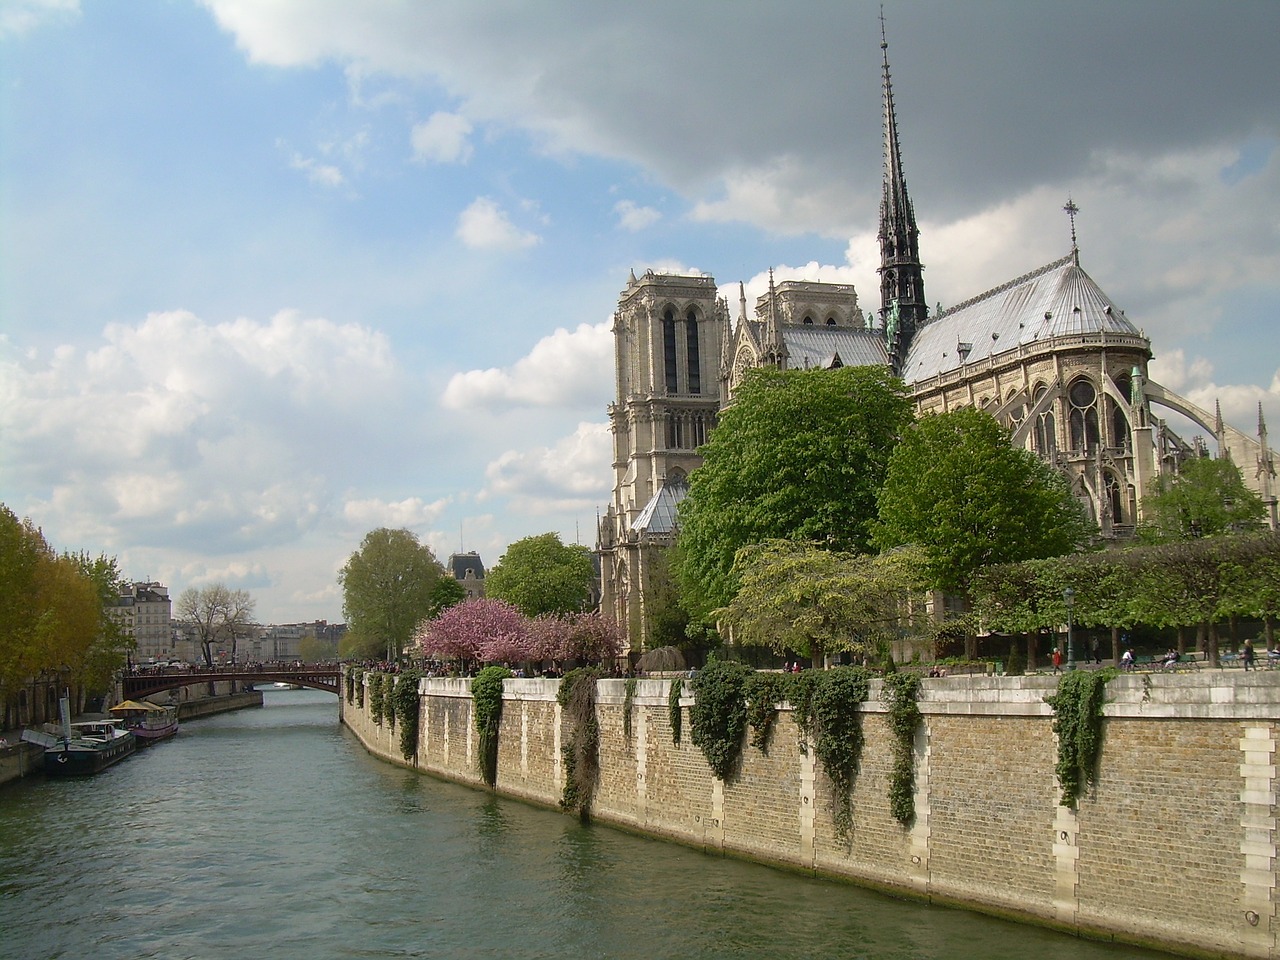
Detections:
1138,456,1266,542
339,527,445,662
429,575,466,617
719,540,925,668
675,365,913,619
0,506,48,714
875,408,1090,597
66,551,133,689
485,532,595,618
176,584,257,667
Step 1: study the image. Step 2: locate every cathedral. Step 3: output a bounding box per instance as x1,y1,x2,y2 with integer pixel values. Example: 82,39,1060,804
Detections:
597,27,1278,652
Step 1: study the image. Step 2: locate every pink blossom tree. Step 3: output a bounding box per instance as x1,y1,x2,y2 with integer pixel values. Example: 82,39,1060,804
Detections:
418,598,531,665
559,611,627,665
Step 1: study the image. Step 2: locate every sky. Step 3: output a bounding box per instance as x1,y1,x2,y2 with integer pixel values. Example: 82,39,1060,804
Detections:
2,0,1278,626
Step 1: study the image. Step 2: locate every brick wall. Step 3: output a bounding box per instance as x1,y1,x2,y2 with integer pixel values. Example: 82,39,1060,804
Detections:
341,670,1279,960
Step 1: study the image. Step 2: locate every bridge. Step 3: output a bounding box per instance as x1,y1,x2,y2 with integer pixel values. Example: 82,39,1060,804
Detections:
121,665,342,699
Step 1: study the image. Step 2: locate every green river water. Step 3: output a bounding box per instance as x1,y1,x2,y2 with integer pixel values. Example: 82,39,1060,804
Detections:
0,689,1171,959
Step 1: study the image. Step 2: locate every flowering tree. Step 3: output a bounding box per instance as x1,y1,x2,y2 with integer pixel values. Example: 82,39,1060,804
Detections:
527,613,570,662
560,612,626,665
418,598,530,665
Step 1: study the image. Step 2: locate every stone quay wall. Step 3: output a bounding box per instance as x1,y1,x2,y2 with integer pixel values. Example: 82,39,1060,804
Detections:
340,669,1280,960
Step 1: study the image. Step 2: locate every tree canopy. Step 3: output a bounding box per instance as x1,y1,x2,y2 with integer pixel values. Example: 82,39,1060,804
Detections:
339,527,445,661
1137,456,1266,542
874,408,1090,596
485,532,595,618
675,365,913,619
176,583,257,667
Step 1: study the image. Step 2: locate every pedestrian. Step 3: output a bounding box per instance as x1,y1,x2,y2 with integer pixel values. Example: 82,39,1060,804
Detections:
1051,647,1063,674
1243,638,1256,671
1090,636,1101,665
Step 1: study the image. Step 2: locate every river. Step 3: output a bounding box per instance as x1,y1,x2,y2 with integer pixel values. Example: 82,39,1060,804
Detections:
0,689,1168,959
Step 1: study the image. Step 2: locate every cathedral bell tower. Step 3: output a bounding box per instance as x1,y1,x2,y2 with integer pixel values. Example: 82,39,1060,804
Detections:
877,15,927,375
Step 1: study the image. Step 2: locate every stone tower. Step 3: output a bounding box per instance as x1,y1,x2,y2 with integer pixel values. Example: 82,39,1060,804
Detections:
598,271,728,650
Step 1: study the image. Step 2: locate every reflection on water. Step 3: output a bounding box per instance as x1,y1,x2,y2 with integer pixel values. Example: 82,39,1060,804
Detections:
0,689,1166,960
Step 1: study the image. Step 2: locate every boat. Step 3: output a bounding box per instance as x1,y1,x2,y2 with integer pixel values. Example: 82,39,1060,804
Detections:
109,699,179,745
22,697,136,776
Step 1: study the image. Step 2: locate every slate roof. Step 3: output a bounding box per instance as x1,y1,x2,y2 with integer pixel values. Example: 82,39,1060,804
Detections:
449,552,485,580
781,325,891,369
633,476,688,535
901,253,1146,385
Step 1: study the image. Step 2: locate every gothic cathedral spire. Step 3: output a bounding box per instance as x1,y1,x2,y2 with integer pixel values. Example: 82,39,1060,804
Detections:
877,11,927,375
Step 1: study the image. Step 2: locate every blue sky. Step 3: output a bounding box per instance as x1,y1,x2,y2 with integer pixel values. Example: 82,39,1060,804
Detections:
2,0,1278,624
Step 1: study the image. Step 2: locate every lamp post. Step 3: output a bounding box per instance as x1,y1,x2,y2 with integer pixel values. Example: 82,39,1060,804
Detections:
1063,587,1077,671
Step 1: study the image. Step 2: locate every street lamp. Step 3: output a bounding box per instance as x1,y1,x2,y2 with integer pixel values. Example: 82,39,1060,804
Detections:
1063,587,1077,671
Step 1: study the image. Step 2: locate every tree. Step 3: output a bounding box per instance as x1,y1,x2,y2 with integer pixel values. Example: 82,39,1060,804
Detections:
485,532,595,618
875,408,1090,597
339,528,445,662
720,540,925,668
418,597,529,665
675,365,913,620
1138,456,1266,542
176,584,257,667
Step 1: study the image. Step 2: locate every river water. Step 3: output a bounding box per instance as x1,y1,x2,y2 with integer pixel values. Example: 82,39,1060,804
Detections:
0,689,1168,960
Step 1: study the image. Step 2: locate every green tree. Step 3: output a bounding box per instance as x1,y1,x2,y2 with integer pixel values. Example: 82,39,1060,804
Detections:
1138,456,1266,542
875,408,1090,596
339,528,445,662
0,506,47,720
675,365,913,620
66,551,133,689
429,575,466,617
720,540,925,668
485,532,595,618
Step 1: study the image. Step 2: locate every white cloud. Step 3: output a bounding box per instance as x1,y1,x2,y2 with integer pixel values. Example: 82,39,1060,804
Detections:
441,321,611,410
614,200,660,232
481,421,612,513
289,152,345,187
411,111,473,164
342,496,450,530
456,197,540,251
0,0,78,38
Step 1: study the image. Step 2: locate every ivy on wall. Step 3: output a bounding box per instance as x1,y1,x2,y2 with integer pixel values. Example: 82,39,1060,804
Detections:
811,667,870,843
1045,668,1117,807
472,666,512,788
881,671,922,826
354,670,365,708
690,659,751,782
391,669,422,762
558,668,601,819
368,672,385,725
622,676,637,742
668,677,684,745
743,671,789,754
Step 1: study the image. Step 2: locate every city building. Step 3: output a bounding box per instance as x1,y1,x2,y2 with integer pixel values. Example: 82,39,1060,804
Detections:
109,581,173,662
598,26,1277,652
449,551,486,601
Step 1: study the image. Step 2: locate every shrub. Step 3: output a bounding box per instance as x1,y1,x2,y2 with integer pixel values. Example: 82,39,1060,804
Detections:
472,666,512,787
1045,668,1117,806
881,671,922,826
558,667,601,819
811,666,870,843
391,669,422,761
690,659,751,781
743,671,790,754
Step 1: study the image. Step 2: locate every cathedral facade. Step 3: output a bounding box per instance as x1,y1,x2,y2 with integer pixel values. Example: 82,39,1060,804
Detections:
598,29,1277,652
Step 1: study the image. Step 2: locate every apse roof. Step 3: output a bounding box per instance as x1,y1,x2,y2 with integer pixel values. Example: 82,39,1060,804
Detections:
633,476,688,535
901,253,1146,384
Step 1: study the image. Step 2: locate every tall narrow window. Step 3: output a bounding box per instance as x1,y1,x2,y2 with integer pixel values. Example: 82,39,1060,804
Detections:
1068,378,1100,452
662,309,678,393
686,310,700,395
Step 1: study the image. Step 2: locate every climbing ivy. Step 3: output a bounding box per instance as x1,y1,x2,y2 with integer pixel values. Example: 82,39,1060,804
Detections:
1045,668,1117,807
558,668,601,819
787,669,820,755
354,669,365,708
881,671,922,826
383,675,397,729
668,677,684,745
743,671,790,754
472,665,512,788
811,666,870,844
622,676,638,742
391,669,422,761
368,672,385,725
690,659,751,781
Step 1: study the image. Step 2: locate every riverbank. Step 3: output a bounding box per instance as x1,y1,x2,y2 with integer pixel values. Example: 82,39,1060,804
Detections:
342,669,1279,960
0,689,263,788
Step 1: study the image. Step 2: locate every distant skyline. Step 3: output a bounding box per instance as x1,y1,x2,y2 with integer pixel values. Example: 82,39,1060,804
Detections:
2,0,1277,623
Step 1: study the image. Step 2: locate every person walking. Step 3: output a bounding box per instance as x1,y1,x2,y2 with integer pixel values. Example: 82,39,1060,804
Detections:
1243,638,1256,671
1051,647,1063,674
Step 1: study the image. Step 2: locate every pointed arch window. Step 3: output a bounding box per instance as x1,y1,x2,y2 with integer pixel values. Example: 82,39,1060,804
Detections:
1033,385,1056,456
1068,378,1100,452
662,308,678,393
686,309,701,395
